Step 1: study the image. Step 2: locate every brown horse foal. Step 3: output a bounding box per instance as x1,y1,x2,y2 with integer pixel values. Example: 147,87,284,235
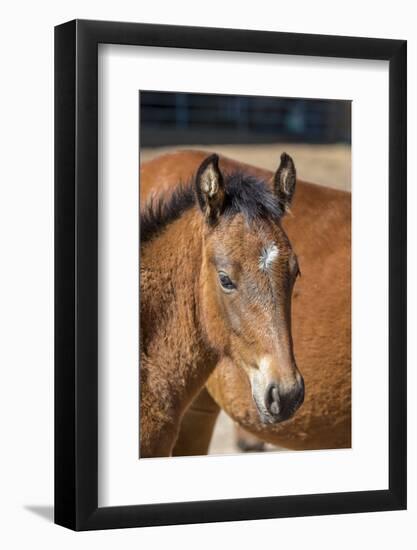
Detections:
141,150,351,455
140,153,304,457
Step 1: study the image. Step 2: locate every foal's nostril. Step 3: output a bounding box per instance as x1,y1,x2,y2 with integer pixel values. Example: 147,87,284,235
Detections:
265,383,281,416
298,376,305,406
264,379,305,420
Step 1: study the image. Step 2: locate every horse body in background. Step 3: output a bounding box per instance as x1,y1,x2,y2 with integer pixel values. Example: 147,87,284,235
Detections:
140,152,304,457
141,150,351,455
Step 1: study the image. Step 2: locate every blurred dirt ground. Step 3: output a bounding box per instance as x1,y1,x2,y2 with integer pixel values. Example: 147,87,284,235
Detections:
141,143,351,455
141,143,351,192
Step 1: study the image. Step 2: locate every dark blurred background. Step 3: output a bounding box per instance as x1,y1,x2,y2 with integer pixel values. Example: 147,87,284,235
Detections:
140,92,351,147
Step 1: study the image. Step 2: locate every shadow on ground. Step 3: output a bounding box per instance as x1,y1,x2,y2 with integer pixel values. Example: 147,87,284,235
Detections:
24,505,54,523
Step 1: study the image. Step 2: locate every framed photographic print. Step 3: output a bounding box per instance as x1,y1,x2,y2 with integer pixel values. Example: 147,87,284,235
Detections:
55,19,406,530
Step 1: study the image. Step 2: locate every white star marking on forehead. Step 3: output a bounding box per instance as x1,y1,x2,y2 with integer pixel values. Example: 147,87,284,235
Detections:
259,243,279,272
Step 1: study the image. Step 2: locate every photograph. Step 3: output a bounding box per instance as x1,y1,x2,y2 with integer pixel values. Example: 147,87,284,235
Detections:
0,1,410,543
139,91,351,458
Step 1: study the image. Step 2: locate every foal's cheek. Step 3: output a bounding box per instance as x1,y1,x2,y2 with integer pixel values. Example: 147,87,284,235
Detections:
220,292,245,336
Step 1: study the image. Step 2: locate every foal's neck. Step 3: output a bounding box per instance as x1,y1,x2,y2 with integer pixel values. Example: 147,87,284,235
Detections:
140,209,218,413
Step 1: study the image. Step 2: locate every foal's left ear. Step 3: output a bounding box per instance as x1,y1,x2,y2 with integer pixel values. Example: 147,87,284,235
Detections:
274,152,296,213
195,154,225,224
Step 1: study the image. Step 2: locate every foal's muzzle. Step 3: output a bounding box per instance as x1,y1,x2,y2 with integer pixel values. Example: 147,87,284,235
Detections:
264,378,305,422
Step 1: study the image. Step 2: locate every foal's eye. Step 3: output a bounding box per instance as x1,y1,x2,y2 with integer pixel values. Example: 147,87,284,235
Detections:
218,272,236,292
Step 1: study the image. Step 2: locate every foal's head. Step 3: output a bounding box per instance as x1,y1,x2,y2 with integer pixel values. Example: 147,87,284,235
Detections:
196,154,304,424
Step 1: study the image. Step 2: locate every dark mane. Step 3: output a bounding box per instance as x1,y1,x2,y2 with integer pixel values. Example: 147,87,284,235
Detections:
140,172,283,244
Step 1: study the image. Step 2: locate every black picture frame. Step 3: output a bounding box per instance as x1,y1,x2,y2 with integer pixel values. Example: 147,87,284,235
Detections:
55,19,407,531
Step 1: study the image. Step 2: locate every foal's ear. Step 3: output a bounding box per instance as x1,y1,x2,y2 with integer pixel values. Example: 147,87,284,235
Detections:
195,154,225,223
274,152,296,213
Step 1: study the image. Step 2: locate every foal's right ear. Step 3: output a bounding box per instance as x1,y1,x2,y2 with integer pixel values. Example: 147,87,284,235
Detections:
195,154,225,224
